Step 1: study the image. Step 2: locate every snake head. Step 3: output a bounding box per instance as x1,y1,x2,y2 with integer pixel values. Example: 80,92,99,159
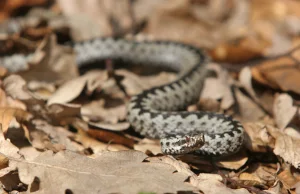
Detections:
160,133,205,155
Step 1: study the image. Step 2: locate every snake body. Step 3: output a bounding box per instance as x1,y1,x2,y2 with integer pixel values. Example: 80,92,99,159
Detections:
0,37,244,156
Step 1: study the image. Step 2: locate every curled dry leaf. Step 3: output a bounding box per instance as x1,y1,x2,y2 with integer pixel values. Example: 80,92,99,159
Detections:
87,128,134,148
274,134,300,168
0,108,32,135
3,75,35,101
9,150,196,193
243,122,275,152
215,151,248,170
273,93,297,130
47,70,109,105
74,127,129,154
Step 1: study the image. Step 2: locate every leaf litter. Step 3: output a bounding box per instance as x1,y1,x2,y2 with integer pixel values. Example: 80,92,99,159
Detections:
0,0,300,193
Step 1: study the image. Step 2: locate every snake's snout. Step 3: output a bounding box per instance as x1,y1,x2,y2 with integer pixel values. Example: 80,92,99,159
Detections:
160,133,205,155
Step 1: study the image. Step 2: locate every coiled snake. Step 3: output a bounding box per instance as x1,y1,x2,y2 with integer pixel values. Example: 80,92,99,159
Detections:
0,38,244,156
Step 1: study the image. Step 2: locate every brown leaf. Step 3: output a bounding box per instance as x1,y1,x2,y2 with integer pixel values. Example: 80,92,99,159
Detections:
19,34,79,83
87,128,134,148
9,150,196,193
30,119,80,152
0,137,22,177
3,75,36,101
243,122,276,152
47,70,108,105
0,108,32,135
277,167,300,190
251,47,300,94
201,63,234,110
46,103,81,125
273,93,297,130
235,89,266,122
74,125,129,154
215,151,248,170
192,173,250,194
274,134,300,168
134,138,162,155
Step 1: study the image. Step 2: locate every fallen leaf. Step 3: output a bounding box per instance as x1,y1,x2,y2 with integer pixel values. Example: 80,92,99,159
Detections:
0,137,22,177
273,134,300,168
3,75,36,101
235,89,266,122
192,173,250,194
216,151,248,170
277,167,300,191
134,138,161,155
81,98,127,126
201,63,234,110
47,70,108,105
251,46,300,94
243,122,275,152
87,128,134,148
19,34,79,83
9,150,196,193
46,103,81,125
87,122,130,131
0,108,32,135
273,93,297,130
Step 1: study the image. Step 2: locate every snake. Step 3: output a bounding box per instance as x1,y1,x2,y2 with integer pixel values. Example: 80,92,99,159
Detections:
0,37,244,156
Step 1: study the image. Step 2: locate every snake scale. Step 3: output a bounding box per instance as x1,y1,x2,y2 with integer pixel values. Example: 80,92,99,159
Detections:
0,37,244,156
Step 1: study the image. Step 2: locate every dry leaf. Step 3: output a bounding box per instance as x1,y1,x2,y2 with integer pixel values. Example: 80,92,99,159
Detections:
243,122,275,152
19,34,79,83
273,93,297,130
277,167,300,191
9,150,196,193
47,70,108,105
0,138,22,177
274,134,300,168
3,75,36,101
192,173,250,194
251,47,300,94
216,151,248,170
81,99,127,127
74,127,129,154
87,128,134,148
134,138,162,155
46,103,81,125
0,108,32,135
235,89,266,122
201,63,234,110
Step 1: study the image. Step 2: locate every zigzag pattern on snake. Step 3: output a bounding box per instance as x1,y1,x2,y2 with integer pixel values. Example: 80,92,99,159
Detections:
0,37,244,156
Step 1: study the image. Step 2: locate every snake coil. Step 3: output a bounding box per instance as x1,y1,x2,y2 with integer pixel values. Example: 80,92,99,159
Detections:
0,37,244,156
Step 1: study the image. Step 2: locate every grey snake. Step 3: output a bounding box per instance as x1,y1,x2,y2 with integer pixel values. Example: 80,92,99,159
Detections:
0,37,244,156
